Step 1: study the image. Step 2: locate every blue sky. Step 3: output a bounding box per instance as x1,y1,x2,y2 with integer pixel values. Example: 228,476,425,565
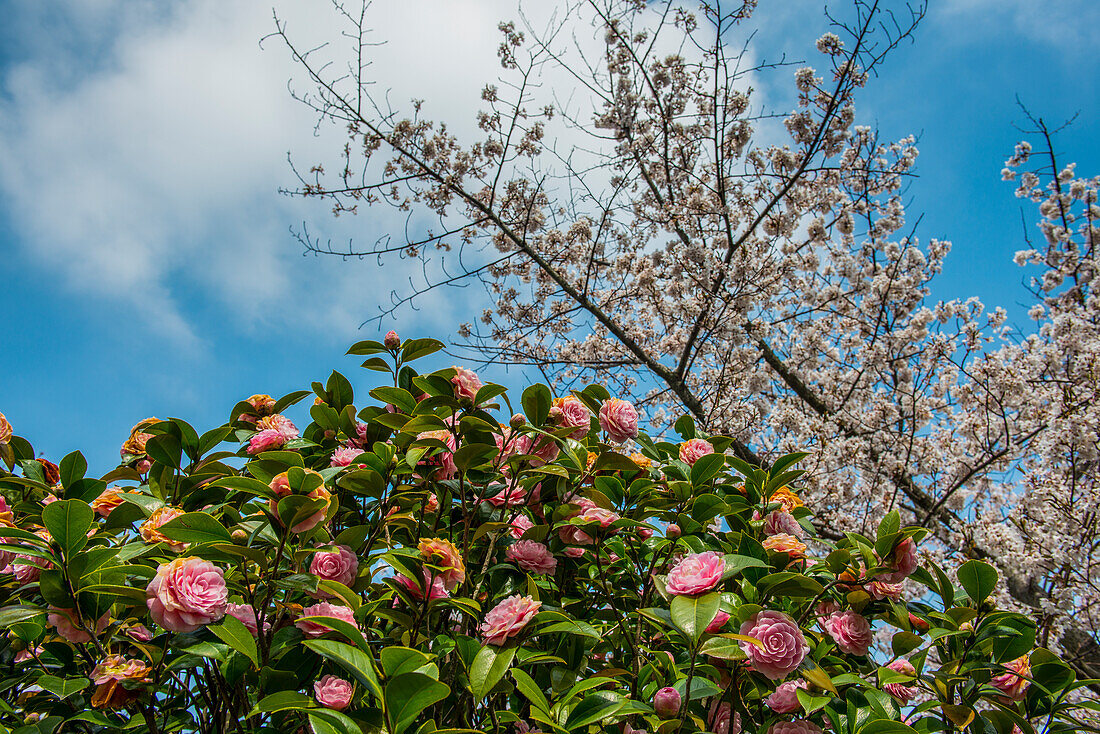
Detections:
1,0,1097,475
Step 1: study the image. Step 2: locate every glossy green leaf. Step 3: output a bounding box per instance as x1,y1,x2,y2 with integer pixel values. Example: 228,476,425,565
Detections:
209,613,259,668
669,592,720,642
384,672,450,734
42,499,93,556
957,560,998,605
158,511,232,545
469,644,516,702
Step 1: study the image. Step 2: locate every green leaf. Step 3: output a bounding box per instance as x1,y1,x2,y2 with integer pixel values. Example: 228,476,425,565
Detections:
146,433,183,468
699,636,748,660
858,720,918,734
669,592,721,642
303,639,383,700
401,338,444,362
512,668,551,715
251,690,312,716
758,571,824,598
209,613,259,668
521,384,552,426
0,605,46,628
58,451,87,488
380,647,435,677
42,499,94,556
35,674,89,700
877,509,901,540
469,645,517,702
158,511,233,545
564,695,624,731
309,709,364,734
674,415,696,440
371,386,417,413
384,672,450,734
690,453,725,486
957,560,998,605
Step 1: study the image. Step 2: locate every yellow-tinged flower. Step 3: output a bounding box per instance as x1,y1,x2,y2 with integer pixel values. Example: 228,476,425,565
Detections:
90,654,151,709
0,411,12,444
417,537,465,590
769,486,803,513
629,453,652,471
140,506,188,552
762,533,807,561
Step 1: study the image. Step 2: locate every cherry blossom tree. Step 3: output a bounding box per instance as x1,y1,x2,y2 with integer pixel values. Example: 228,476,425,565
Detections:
272,0,1100,684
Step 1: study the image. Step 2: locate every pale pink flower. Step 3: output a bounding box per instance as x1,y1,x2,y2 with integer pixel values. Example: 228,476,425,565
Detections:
14,645,43,663
417,430,458,480
247,428,286,454
552,396,591,439
705,610,731,633
528,435,560,465
763,510,804,538
47,608,109,643
578,505,621,528
310,545,359,589
823,610,873,656
314,674,354,710
879,537,919,583
330,446,363,467
637,526,654,540
884,659,918,703
257,414,299,440
558,525,594,546
226,603,268,637
563,547,585,558
452,365,483,402
598,398,638,443
394,570,449,601
146,557,228,633
296,602,358,638
488,484,528,508
509,514,534,539
12,554,50,584
767,679,807,713
41,493,59,506
707,701,741,734
506,540,557,575
480,594,541,645
991,655,1031,701
767,722,822,734
666,551,725,596
678,438,714,466
738,610,810,680
653,687,681,718
867,578,903,601
125,623,154,642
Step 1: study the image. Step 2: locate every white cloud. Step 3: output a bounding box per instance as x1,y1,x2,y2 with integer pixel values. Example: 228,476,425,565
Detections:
0,0,520,348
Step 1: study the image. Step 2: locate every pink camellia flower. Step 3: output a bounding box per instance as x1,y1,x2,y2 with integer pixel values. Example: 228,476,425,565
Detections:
991,655,1031,701
14,645,43,664
90,486,135,518
394,570,449,601
579,506,621,529
653,687,681,718
417,430,459,480
823,610,873,656
296,602,358,638
0,411,11,444
452,365,483,402
705,610,731,634
247,428,286,455
480,594,541,645
528,435,560,465
762,533,807,562
47,608,109,643
867,578,904,601
384,330,400,348
552,396,591,439
884,659,918,703
678,438,714,466
125,623,154,642
506,540,557,576
763,510,804,538
598,398,639,443
879,537,919,583
707,701,741,734
767,722,823,734
558,525,595,547
41,493,59,506
257,414,299,440
288,486,332,534
146,557,228,633
666,551,725,596
226,603,269,637
0,495,13,527
637,526,654,540
738,610,810,680
12,554,50,584
488,484,529,508
330,446,363,468
510,514,535,539
767,679,808,713
563,547,585,558
314,674,354,710
310,545,359,590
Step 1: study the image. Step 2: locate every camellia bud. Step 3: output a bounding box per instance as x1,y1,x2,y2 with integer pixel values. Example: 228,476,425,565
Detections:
510,413,527,428
653,687,681,718
666,523,681,539
230,529,248,541
909,613,930,632
384,330,400,348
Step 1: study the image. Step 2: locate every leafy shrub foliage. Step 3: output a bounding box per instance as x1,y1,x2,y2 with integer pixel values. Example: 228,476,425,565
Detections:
0,335,1093,734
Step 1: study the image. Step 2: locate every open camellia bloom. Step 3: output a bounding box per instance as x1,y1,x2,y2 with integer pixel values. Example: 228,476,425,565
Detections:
480,594,541,645
666,551,725,595
0,337,1088,732
145,557,228,633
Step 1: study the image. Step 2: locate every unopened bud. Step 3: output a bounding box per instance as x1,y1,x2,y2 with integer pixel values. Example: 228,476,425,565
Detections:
510,414,527,428
653,687,681,718
666,523,681,539
384,330,400,348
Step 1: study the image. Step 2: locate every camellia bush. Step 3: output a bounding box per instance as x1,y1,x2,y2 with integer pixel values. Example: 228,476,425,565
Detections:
0,334,1095,734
